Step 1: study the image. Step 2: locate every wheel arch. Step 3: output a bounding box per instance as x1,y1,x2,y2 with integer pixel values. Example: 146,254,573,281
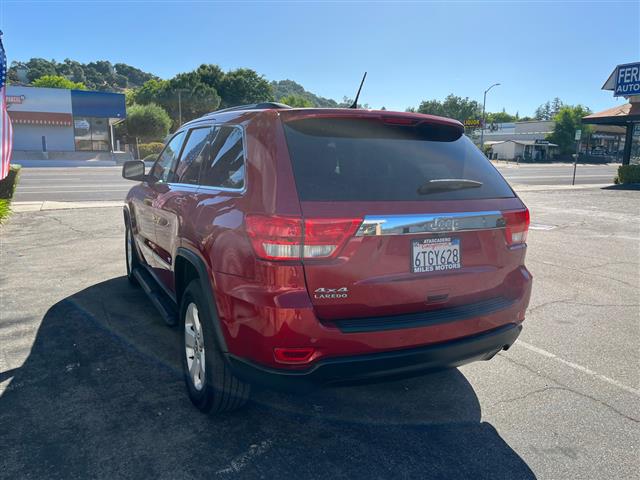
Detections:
123,204,131,225
175,247,228,353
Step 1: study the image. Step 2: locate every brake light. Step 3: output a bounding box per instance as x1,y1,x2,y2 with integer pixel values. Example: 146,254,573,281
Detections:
503,208,530,246
382,116,417,125
245,215,362,261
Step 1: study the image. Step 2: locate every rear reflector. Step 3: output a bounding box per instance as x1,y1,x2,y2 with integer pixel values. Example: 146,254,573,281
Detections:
503,208,530,246
245,215,362,261
274,347,316,364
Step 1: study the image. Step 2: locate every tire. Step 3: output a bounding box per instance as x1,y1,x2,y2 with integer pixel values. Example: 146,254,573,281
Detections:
125,221,139,286
180,280,250,414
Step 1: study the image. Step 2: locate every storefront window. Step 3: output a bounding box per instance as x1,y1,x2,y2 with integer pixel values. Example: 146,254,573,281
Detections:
74,116,110,151
631,124,640,165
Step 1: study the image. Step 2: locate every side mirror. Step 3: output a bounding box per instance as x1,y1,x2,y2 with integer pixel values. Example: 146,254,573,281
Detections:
122,160,147,181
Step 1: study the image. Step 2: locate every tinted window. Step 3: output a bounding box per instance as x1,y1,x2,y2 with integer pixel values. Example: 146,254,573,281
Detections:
200,126,245,189
282,118,514,201
151,131,186,183
174,127,212,184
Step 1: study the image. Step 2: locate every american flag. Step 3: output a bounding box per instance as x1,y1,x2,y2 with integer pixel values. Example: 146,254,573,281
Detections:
0,31,12,181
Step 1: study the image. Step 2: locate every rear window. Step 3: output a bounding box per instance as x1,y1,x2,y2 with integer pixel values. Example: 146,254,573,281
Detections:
282,117,514,201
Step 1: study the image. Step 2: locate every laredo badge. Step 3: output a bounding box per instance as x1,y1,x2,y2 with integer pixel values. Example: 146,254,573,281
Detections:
314,287,349,299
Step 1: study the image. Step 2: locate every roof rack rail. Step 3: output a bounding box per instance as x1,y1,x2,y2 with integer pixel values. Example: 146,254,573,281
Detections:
204,102,292,117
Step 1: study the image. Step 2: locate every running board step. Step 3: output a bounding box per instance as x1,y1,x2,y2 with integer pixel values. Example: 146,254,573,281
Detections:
132,267,178,326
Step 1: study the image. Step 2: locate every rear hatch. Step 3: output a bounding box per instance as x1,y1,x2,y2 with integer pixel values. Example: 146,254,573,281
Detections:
276,111,529,322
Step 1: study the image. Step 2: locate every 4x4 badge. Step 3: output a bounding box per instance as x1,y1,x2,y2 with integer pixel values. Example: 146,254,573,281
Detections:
314,287,349,299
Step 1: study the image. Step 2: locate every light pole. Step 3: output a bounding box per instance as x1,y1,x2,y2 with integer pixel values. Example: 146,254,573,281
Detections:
480,83,500,153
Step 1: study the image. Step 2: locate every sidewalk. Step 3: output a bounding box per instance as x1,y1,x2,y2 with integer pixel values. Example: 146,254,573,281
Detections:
11,200,124,212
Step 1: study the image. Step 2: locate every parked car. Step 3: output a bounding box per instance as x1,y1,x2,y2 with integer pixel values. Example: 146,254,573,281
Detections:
122,103,532,413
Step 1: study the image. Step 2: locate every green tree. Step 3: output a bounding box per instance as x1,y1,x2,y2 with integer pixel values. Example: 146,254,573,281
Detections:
279,94,313,107
114,63,156,87
22,58,58,82
547,105,592,155
415,94,482,122
195,64,225,91
9,57,158,91
58,59,87,84
218,68,274,108
166,72,221,123
124,103,172,142
133,75,221,127
535,98,564,121
486,109,517,123
338,96,369,109
31,75,87,90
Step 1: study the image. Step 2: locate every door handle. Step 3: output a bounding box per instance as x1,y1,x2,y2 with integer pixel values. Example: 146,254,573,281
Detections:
143,198,153,206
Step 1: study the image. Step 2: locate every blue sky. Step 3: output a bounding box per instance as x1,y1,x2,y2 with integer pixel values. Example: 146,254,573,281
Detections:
1,1,638,115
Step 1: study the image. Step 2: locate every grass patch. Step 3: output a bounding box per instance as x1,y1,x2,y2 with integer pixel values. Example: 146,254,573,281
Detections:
0,199,11,224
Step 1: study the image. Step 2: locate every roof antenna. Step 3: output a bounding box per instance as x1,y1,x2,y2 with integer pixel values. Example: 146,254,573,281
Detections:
349,72,367,109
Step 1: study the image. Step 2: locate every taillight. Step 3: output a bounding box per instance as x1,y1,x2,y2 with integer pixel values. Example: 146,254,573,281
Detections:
503,208,530,246
245,215,362,261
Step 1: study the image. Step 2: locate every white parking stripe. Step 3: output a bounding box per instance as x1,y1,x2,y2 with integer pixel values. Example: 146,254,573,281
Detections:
516,340,640,396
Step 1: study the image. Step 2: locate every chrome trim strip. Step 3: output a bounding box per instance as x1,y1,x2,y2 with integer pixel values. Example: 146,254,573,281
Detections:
355,211,505,236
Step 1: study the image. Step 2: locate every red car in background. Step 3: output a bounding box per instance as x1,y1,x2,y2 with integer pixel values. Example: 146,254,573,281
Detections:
122,103,532,414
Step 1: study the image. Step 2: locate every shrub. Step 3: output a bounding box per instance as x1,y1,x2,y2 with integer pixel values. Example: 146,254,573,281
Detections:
138,142,164,159
143,154,158,163
0,164,22,199
617,165,640,184
126,103,172,142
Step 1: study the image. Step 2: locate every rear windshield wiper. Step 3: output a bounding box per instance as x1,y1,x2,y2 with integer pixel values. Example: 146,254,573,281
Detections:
417,179,483,195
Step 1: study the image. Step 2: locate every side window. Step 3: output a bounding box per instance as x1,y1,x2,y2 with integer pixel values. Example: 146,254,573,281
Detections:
174,127,213,184
150,131,186,183
200,126,245,189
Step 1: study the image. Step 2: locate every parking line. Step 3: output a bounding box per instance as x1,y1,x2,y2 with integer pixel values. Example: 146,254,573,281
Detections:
516,340,640,396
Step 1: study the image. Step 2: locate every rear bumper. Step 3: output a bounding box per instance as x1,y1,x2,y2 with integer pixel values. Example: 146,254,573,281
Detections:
227,323,522,392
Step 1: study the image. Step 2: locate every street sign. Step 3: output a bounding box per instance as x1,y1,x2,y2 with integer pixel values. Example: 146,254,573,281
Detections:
575,129,582,141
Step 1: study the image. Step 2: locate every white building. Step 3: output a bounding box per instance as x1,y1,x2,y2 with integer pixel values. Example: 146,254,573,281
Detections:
488,139,558,162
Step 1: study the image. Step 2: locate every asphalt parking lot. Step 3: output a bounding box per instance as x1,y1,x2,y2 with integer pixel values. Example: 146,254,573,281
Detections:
0,185,638,479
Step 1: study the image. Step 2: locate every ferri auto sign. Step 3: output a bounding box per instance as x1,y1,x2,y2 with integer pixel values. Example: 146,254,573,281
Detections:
603,62,640,97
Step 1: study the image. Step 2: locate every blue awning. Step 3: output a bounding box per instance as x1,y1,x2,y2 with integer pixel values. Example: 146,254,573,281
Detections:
71,90,126,119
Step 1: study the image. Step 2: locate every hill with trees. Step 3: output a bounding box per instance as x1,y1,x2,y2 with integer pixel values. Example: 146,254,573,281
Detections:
9,58,157,91
271,80,338,107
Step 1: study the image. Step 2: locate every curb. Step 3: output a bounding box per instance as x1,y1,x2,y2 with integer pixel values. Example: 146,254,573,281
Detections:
512,183,613,192
12,201,124,212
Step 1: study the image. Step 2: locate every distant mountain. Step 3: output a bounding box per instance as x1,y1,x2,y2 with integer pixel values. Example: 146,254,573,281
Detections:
271,79,338,108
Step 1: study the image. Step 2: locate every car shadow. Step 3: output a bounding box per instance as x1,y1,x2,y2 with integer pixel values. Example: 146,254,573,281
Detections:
0,277,536,479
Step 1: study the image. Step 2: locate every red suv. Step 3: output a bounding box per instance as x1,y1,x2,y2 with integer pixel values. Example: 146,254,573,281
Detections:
122,103,532,413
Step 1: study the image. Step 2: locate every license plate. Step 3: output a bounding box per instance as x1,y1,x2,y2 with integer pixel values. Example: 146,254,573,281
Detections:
412,237,461,273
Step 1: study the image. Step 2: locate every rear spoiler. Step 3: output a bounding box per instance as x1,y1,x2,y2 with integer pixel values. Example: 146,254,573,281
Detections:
279,110,464,142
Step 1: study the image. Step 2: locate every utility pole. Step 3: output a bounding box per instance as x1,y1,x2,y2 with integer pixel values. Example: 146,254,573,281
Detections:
480,83,500,153
177,89,189,127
